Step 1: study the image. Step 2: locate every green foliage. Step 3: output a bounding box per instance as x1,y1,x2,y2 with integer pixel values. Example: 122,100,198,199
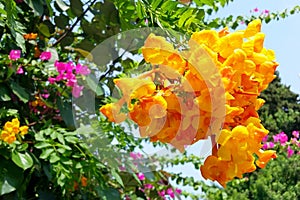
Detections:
259,71,300,136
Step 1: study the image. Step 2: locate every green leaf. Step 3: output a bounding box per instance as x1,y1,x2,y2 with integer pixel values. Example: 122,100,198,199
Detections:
161,0,178,11
86,75,104,96
57,134,65,144
65,136,78,144
11,151,33,170
55,0,69,11
0,86,11,101
49,153,60,163
0,158,24,195
136,1,143,19
35,142,52,149
10,82,30,103
200,0,214,7
178,8,194,28
151,0,163,10
37,23,51,37
70,0,83,17
97,188,121,200
54,14,69,29
111,169,124,187
16,32,26,52
40,148,55,159
57,98,75,129
24,0,44,16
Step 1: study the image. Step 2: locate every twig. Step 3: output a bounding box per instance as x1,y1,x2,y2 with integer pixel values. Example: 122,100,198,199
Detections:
52,0,97,47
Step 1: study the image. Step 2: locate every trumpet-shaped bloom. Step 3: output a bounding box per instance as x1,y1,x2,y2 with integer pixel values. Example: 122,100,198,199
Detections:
100,19,278,187
1,118,28,144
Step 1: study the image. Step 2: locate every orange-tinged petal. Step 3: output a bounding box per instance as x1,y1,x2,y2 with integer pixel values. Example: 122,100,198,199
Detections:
255,149,277,168
129,95,167,126
114,78,156,100
190,30,219,50
100,103,127,123
142,33,174,64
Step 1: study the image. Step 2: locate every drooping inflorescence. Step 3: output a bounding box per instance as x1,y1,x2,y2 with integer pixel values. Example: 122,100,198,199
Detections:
100,19,278,187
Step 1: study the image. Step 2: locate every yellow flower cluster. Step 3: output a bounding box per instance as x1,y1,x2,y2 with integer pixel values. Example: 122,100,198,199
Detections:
1,118,29,144
100,19,278,186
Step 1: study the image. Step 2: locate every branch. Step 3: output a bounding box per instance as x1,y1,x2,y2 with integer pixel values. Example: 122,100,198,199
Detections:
52,0,97,47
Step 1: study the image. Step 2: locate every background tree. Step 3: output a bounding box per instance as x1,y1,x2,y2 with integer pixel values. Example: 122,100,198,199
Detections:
258,71,300,136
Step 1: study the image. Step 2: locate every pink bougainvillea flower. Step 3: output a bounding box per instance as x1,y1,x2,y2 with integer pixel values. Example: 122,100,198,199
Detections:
16,66,24,74
287,146,294,158
9,50,21,60
72,84,84,98
262,135,268,142
158,190,165,197
130,152,142,160
76,63,91,75
175,188,182,194
273,132,288,145
144,183,154,189
292,130,299,138
166,188,175,198
48,77,56,84
262,142,275,150
137,173,145,181
41,93,50,99
263,9,270,15
40,51,51,61
253,8,259,12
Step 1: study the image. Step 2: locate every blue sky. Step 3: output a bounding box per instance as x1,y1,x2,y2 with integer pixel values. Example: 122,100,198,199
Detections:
215,0,300,94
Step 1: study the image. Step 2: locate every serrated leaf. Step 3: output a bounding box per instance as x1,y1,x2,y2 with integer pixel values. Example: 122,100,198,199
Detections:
12,151,33,170
10,82,29,103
